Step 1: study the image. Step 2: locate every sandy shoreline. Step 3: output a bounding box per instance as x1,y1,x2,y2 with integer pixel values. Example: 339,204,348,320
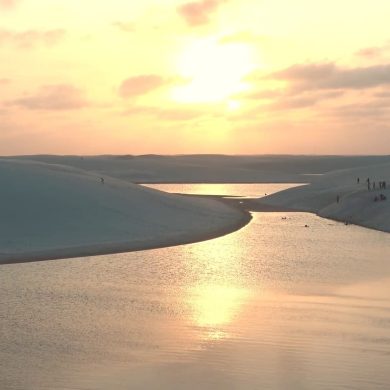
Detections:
0,196,252,265
3,190,388,266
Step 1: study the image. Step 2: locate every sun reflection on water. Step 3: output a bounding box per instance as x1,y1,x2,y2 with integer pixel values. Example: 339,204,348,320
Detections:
181,229,251,341
191,284,249,340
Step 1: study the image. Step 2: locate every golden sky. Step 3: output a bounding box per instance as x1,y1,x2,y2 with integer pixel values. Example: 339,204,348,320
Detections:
1,0,390,154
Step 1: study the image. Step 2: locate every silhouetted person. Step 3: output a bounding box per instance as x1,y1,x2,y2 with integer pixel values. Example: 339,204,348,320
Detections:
101,177,104,185
357,177,360,184
336,195,340,203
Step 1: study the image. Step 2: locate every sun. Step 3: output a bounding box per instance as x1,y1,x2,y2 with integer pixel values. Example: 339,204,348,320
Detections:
172,38,255,104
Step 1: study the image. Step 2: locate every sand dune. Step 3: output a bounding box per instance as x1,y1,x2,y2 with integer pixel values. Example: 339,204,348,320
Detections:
1,155,389,264
0,159,248,264
6,154,390,183
260,161,390,232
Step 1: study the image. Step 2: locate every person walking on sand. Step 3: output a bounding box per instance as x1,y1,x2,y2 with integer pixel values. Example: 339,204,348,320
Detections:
336,195,340,203
367,178,370,190
100,177,104,185
357,177,360,184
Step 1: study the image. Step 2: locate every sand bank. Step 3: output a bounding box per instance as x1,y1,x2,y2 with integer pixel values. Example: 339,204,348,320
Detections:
258,162,390,233
0,159,251,264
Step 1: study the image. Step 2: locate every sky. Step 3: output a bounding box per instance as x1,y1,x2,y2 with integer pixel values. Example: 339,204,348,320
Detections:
1,0,390,155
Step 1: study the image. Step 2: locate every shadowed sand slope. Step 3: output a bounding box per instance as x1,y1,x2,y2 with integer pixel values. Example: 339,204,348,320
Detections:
259,162,390,232
0,159,249,263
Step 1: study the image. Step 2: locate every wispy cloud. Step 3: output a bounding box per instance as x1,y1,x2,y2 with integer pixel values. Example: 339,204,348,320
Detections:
119,75,165,98
356,42,390,59
0,0,19,9
112,21,136,33
177,0,227,26
6,84,88,110
123,105,202,121
0,29,66,48
269,62,390,90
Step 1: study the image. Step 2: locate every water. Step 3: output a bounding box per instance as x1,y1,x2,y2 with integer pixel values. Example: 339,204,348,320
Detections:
1,184,390,389
144,183,301,198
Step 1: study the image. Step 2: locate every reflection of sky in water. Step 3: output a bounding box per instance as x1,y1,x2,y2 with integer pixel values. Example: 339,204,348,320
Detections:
179,228,251,341
190,285,249,340
1,184,390,389
145,183,301,198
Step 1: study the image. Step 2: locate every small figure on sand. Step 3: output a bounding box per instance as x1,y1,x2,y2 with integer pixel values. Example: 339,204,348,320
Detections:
336,195,340,203
367,178,370,190
100,177,105,185
357,177,360,184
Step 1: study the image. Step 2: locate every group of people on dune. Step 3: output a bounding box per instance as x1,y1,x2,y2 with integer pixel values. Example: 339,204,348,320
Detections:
336,177,388,204
359,177,388,202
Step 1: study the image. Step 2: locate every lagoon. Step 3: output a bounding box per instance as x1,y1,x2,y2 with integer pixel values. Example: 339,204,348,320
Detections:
1,184,390,389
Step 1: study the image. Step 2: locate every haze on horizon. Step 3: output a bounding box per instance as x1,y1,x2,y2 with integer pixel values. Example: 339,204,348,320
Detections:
1,0,390,155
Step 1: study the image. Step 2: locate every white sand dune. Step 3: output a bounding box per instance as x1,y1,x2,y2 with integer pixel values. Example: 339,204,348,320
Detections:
0,159,248,264
260,162,390,232
6,154,390,183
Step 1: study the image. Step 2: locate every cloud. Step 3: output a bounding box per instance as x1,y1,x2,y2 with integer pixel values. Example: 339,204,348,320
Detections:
0,0,19,9
6,84,88,110
119,75,165,98
356,42,390,59
177,0,226,26
326,100,390,122
0,28,65,48
243,89,285,100
269,62,390,90
374,89,390,98
271,63,336,81
123,105,201,121
268,96,319,111
112,21,136,33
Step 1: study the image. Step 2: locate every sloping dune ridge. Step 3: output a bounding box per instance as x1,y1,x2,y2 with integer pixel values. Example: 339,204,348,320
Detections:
260,161,390,232
0,159,249,264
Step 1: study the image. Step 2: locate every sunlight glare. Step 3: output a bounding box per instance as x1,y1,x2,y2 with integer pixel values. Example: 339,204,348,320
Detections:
172,39,255,103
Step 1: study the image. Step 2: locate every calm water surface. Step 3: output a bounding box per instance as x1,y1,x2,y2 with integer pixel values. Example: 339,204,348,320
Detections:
145,183,301,197
1,184,390,389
